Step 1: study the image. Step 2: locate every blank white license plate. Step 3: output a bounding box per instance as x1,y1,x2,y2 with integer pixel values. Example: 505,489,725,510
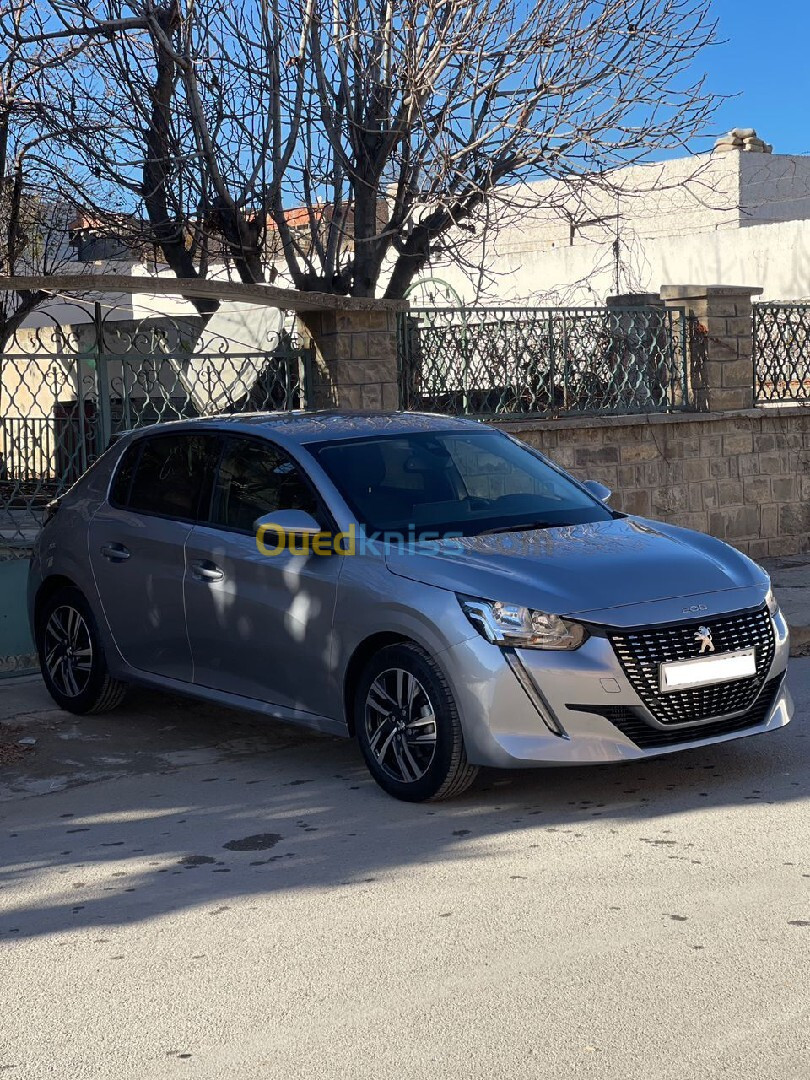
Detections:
659,648,757,693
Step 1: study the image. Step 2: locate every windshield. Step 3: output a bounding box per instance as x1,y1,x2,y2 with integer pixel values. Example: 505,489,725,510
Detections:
308,430,615,538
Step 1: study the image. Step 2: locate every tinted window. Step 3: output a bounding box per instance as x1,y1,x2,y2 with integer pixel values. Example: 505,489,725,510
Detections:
125,433,221,520
109,442,139,506
211,438,317,532
310,430,614,536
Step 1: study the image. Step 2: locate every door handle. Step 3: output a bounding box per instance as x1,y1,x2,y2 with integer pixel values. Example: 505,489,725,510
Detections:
100,543,131,563
190,560,224,583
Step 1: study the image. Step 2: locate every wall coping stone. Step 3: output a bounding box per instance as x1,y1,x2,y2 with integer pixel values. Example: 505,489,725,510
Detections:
493,405,810,435
606,292,663,307
0,274,410,314
660,284,764,300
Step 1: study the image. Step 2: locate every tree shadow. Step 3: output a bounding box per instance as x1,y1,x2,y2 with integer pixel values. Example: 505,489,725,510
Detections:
0,669,806,942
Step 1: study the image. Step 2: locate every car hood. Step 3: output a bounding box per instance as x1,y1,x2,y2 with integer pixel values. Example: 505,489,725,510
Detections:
385,517,768,617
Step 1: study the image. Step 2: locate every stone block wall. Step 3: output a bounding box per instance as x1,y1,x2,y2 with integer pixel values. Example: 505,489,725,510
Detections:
660,284,762,413
497,408,810,559
291,285,808,558
299,306,403,411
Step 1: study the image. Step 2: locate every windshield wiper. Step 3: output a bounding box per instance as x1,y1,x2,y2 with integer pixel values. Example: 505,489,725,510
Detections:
474,520,571,536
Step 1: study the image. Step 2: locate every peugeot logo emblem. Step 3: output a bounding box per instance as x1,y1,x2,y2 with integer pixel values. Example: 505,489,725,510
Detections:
695,626,715,654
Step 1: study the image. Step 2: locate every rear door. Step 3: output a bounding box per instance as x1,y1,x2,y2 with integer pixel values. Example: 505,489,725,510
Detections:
183,435,343,717
88,430,222,681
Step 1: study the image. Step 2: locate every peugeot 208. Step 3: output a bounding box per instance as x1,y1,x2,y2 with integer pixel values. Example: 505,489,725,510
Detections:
29,413,792,801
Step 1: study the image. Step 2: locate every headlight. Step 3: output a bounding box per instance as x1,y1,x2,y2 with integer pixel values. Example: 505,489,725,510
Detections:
765,585,779,616
459,596,587,650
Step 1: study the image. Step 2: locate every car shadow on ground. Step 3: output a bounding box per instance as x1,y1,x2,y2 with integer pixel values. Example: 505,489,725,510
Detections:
0,673,807,941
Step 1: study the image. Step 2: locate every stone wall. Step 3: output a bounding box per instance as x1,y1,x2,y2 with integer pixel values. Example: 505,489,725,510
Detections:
292,284,809,559
496,408,810,559
660,284,760,412
298,306,403,411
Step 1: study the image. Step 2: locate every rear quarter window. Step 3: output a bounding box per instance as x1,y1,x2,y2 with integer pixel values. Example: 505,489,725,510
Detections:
110,432,221,521
109,442,140,507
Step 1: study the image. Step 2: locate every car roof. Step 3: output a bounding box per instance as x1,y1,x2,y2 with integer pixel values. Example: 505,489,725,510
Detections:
123,411,486,445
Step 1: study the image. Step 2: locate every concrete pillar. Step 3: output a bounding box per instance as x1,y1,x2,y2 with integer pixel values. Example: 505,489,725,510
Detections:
660,285,762,411
298,303,405,411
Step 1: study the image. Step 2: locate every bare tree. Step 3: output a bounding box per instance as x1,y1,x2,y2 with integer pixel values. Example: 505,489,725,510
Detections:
2,0,126,348
0,0,69,347
30,0,717,310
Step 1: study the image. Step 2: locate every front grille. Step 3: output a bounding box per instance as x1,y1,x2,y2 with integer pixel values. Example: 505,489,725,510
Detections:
608,607,775,726
575,675,784,749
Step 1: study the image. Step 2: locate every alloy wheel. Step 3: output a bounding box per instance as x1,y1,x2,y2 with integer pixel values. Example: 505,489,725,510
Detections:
43,604,94,699
364,667,438,784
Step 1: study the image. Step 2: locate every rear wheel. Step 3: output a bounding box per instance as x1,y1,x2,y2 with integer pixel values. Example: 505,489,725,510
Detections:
354,642,478,802
36,586,128,714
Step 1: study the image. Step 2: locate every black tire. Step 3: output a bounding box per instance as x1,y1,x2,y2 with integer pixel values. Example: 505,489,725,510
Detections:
354,642,478,802
35,585,128,715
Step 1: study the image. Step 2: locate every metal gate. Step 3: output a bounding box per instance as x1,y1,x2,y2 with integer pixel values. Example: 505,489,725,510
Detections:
0,304,313,675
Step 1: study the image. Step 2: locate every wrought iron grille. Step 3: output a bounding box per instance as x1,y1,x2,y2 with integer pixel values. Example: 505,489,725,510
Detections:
398,305,690,417
0,307,313,544
753,302,810,403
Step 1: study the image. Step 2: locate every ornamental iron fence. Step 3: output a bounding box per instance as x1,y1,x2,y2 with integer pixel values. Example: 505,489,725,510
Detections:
753,302,810,404
0,304,313,548
398,305,691,418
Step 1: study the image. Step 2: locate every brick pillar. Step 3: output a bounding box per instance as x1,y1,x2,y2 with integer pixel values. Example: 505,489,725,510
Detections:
659,285,762,411
298,302,405,411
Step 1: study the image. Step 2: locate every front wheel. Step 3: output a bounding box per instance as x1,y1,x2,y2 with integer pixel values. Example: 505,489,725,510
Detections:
35,586,128,715
354,642,478,802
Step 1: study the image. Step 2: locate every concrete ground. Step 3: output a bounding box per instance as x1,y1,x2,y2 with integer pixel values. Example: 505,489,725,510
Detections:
763,555,810,657
0,668,808,1080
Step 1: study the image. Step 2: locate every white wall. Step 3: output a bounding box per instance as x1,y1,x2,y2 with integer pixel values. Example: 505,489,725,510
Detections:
739,152,810,226
422,151,810,305
426,215,810,305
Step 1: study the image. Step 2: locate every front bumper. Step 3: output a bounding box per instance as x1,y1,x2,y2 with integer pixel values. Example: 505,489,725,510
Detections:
443,607,792,768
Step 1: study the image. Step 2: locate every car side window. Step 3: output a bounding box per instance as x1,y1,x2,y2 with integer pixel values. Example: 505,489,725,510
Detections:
109,442,140,507
114,433,221,521
210,437,318,533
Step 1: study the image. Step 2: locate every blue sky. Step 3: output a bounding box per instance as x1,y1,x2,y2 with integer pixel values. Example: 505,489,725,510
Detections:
705,0,810,154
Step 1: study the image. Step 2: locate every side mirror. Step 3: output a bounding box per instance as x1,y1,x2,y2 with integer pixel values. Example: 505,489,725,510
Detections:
582,480,612,503
254,509,322,537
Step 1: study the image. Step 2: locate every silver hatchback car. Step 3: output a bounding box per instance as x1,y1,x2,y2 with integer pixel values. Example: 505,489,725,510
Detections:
29,412,792,801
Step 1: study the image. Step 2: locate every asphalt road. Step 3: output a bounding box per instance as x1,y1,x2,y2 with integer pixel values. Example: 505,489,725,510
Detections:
1,666,808,1080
